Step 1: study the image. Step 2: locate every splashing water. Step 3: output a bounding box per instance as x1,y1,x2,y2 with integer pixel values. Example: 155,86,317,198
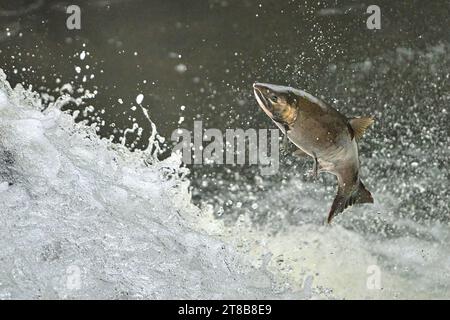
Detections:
1,41,449,300
193,44,450,299
0,69,302,299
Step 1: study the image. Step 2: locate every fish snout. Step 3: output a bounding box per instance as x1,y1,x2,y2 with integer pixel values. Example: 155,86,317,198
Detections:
253,82,265,91
253,83,267,101
253,83,273,96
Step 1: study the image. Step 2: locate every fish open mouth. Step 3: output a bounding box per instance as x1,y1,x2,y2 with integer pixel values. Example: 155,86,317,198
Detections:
253,85,267,106
253,84,273,118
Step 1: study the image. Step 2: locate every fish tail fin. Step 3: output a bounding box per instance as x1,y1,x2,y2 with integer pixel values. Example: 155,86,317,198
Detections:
327,179,374,224
355,180,374,205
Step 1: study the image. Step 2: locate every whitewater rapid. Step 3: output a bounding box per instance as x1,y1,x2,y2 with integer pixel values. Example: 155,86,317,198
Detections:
1,66,449,299
0,69,286,299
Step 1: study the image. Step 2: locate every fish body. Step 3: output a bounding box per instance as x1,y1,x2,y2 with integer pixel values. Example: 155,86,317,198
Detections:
253,82,374,223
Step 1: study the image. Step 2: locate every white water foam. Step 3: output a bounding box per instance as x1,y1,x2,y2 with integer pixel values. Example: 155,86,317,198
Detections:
0,69,292,299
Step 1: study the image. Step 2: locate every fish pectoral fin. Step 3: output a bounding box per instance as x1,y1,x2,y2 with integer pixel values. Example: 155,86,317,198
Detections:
310,154,319,178
349,116,374,140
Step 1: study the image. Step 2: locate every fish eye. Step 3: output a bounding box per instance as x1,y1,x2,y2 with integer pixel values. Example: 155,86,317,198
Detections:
270,94,278,102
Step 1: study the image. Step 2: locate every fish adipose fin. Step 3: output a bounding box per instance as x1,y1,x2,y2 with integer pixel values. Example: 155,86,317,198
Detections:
327,180,374,223
349,117,374,140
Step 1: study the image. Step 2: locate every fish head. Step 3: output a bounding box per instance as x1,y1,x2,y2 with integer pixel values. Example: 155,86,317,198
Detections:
253,82,299,127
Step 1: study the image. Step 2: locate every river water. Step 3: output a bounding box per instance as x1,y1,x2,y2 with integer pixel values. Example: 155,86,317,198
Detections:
0,0,449,299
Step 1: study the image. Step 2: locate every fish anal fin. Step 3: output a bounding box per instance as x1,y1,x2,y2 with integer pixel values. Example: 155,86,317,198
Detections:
349,116,374,140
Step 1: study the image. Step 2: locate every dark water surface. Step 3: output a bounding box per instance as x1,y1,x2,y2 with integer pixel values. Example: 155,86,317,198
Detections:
1,0,449,225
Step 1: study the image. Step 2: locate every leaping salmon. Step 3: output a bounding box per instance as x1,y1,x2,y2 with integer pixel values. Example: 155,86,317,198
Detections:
253,82,374,223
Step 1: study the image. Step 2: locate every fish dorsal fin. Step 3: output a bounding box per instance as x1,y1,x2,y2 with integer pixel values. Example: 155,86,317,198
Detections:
349,116,374,140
